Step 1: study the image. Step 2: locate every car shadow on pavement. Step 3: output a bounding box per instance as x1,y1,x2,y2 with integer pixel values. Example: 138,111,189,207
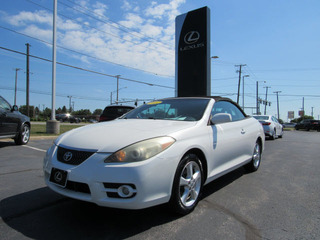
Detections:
1,168,246,240
201,166,246,200
0,187,178,239
0,141,16,148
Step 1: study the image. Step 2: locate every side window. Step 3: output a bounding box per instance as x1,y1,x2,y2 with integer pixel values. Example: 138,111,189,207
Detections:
0,97,11,111
211,101,245,122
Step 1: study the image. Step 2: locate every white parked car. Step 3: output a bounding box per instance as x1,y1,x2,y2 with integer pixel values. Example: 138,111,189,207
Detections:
44,97,265,215
253,115,283,140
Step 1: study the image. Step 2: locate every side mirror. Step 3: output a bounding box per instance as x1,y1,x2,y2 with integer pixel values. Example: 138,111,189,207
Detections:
211,113,232,124
12,105,19,112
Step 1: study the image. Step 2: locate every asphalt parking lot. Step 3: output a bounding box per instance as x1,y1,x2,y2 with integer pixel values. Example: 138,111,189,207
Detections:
1,130,320,240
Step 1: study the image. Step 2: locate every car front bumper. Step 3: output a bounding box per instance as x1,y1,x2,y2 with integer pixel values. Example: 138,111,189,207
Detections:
43,144,177,210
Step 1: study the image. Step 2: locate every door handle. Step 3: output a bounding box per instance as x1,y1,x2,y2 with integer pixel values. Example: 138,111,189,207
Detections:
241,129,246,134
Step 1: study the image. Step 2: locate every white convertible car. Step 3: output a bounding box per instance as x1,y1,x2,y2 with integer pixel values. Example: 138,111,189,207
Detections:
44,97,265,215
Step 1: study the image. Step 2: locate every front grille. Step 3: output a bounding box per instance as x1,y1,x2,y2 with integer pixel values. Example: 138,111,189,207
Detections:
66,180,91,194
57,146,95,165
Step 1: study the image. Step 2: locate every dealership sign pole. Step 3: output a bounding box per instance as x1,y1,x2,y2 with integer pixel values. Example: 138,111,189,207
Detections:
175,7,211,97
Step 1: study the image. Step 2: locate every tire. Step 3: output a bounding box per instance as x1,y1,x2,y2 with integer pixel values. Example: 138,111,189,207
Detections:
169,154,203,215
245,141,261,172
14,124,30,145
270,129,276,140
278,128,283,138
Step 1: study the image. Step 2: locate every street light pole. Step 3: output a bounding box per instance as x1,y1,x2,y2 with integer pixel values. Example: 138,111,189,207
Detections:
263,86,271,115
242,75,249,110
46,0,60,134
67,96,72,112
14,68,21,105
274,91,281,119
116,75,120,104
235,64,246,104
51,0,57,120
256,81,266,115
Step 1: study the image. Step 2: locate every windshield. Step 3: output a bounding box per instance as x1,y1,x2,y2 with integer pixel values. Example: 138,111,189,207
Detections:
253,116,269,120
103,107,133,115
122,98,210,121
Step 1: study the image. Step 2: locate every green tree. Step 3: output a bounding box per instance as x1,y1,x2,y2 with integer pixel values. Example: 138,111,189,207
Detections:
61,106,67,113
93,109,103,115
291,115,314,123
73,109,92,116
43,107,51,119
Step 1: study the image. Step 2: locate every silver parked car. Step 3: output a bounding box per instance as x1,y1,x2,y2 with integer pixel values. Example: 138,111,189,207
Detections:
253,115,283,140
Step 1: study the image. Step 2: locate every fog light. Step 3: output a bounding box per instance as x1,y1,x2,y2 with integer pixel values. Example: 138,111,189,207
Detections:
118,185,135,198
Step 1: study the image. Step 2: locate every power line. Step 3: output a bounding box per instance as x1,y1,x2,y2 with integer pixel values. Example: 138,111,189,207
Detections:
63,0,173,49
0,25,174,78
25,0,174,56
0,85,108,102
0,46,175,89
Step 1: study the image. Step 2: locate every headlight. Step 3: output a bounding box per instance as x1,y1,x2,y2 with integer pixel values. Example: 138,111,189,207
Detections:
104,136,175,163
43,143,56,168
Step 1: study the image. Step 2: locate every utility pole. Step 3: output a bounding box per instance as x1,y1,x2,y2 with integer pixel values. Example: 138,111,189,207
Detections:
14,68,21,105
235,64,246,104
263,86,271,115
311,107,314,118
256,81,259,115
116,75,120,104
25,43,30,116
67,96,72,112
274,91,281,119
302,97,305,120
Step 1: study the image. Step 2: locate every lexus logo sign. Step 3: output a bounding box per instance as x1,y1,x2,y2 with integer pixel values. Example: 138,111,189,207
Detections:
184,31,200,44
54,171,63,182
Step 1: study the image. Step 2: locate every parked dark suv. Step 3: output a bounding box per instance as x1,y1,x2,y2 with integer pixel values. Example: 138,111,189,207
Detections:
99,105,134,122
295,119,320,131
0,96,31,145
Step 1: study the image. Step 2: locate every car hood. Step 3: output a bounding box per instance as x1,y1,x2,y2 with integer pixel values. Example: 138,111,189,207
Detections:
55,119,197,152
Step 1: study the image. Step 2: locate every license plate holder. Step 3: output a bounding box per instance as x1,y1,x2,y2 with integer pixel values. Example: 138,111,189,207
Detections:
49,168,68,187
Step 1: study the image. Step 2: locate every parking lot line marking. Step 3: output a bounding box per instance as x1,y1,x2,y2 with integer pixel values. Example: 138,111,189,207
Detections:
22,145,47,152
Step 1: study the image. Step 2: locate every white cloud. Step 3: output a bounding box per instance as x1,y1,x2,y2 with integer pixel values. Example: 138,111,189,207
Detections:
3,0,184,76
58,19,82,31
22,24,52,42
145,0,185,21
92,2,108,18
140,24,163,38
118,13,144,29
122,0,140,12
6,10,52,26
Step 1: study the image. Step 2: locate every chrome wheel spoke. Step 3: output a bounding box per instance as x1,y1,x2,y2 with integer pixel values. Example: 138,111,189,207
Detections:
179,161,201,207
253,144,260,167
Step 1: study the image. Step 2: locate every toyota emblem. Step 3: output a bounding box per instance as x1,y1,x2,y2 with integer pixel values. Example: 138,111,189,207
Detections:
63,152,73,162
184,31,200,44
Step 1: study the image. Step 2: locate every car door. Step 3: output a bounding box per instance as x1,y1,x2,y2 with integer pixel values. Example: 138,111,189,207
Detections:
206,101,256,180
272,116,282,135
0,96,18,136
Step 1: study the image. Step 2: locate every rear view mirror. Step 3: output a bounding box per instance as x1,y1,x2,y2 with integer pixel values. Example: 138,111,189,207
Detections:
211,113,232,124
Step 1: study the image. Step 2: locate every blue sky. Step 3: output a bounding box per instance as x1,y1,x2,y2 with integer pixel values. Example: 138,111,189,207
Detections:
0,0,319,120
